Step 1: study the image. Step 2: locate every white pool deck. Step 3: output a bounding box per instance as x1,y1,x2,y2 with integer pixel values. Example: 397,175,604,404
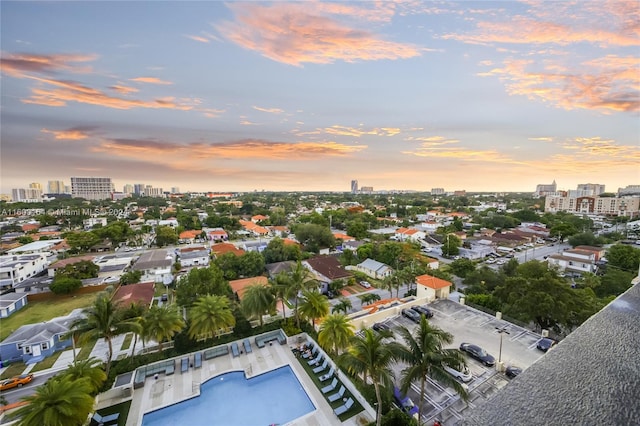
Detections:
97,335,375,426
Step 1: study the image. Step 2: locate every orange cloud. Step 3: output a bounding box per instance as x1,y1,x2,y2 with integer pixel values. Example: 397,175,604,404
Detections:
93,138,367,161
109,84,139,94
479,56,639,113
216,2,421,66
321,125,401,137
0,52,97,77
41,126,97,140
253,106,284,114
185,34,210,43
130,77,173,85
405,136,459,145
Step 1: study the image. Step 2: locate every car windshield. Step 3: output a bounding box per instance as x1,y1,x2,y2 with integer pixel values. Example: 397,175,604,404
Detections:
475,347,487,356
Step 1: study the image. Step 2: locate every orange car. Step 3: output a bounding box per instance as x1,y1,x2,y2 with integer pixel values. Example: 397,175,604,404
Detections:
0,374,33,391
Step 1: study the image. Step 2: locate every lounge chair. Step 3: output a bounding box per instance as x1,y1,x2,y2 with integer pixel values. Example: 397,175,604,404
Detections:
302,345,318,359
321,377,338,394
194,352,202,369
231,342,240,357
243,339,252,354
312,359,328,374
334,398,354,416
307,354,322,366
319,367,334,382
327,385,346,403
91,412,119,426
181,357,189,373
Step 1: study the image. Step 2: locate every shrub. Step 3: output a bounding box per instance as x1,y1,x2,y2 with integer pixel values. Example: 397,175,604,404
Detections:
49,277,82,295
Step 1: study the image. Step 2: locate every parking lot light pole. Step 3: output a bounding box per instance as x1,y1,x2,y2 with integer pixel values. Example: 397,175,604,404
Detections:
496,326,510,368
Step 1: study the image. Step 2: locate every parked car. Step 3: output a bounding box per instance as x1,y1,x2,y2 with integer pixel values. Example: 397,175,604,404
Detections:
444,365,473,382
360,281,372,289
459,343,496,367
401,308,421,323
372,322,391,332
536,338,557,352
505,365,522,379
0,374,33,391
393,387,418,417
411,305,434,318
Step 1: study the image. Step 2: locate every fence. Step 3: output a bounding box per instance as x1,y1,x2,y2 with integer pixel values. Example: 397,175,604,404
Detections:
26,283,113,302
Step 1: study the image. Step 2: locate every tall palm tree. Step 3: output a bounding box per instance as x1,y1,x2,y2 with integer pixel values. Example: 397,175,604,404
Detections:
331,297,352,314
62,357,106,394
69,295,141,376
242,283,276,326
143,304,185,351
382,274,395,298
188,295,235,340
10,376,94,426
318,313,354,355
396,316,469,424
298,290,329,328
120,302,146,359
286,261,318,328
338,329,405,426
270,272,290,320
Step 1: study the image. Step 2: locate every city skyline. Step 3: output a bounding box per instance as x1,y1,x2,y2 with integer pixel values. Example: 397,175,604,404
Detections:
1,1,639,194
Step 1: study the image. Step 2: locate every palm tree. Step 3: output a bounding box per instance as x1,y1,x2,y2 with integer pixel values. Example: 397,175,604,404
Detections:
285,261,318,328
120,302,146,359
242,283,276,326
188,295,235,340
338,329,405,426
10,376,94,426
331,297,352,314
396,316,469,424
270,272,290,319
359,293,381,306
143,304,185,351
318,313,354,355
69,295,141,376
298,290,329,328
62,357,106,394
382,274,395,298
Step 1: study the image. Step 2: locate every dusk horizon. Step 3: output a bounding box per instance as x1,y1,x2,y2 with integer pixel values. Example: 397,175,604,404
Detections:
2,1,638,194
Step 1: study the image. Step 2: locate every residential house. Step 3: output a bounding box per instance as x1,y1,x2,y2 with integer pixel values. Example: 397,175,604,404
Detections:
239,220,269,237
265,261,295,278
178,246,210,267
211,243,244,257
229,276,269,301
333,233,355,243
7,239,62,255
0,253,49,289
207,228,229,242
416,275,452,301
354,258,393,280
0,293,28,318
158,217,179,227
394,228,427,242
178,230,202,244
574,246,606,262
251,214,269,223
131,250,174,284
112,282,155,308
418,221,442,233
48,255,96,277
303,255,352,293
0,309,83,364
241,240,268,253
547,248,598,274
83,217,107,230
268,226,289,238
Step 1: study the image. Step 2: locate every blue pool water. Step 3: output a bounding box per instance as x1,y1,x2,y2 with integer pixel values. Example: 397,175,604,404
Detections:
142,365,315,426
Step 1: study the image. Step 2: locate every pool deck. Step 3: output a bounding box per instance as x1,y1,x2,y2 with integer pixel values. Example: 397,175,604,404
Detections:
104,336,374,426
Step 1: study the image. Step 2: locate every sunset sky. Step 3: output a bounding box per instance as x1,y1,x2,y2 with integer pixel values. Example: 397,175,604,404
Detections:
1,1,638,194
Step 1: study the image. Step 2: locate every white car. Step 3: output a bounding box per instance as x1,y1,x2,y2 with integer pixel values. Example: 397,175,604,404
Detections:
444,365,473,383
360,281,372,289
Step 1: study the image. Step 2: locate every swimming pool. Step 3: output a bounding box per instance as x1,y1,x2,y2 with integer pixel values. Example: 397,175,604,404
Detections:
141,365,315,426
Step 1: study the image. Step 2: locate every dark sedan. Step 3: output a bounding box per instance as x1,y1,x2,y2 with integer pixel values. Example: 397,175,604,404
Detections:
401,308,421,323
372,322,391,332
459,343,496,367
536,338,556,352
505,366,522,379
411,305,434,318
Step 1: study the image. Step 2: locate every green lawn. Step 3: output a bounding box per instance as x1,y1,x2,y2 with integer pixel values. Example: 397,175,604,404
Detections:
31,351,63,372
76,340,97,362
0,293,98,341
0,362,26,380
121,333,133,351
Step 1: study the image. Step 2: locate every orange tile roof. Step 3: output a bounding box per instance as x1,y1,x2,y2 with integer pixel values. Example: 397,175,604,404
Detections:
211,243,244,256
112,282,155,307
21,224,40,232
208,229,228,235
179,230,201,239
229,276,268,300
416,275,452,290
333,233,354,241
251,215,269,221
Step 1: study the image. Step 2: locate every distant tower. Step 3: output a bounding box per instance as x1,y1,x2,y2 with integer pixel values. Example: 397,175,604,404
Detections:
351,180,358,194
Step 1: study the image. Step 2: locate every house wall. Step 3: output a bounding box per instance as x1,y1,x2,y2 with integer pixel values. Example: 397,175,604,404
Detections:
0,297,27,318
348,297,428,330
180,256,209,267
0,342,23,363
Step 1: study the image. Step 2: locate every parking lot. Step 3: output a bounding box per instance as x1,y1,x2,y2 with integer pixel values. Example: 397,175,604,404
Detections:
378,299,546,425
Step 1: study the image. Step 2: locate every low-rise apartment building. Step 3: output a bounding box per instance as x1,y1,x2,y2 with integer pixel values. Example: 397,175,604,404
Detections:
0,253,49,289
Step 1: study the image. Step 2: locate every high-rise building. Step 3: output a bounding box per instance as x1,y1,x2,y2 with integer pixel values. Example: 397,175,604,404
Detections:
360,186,373,193
545,194,640,217
134,183,145,195
123,184,134,195
29,182,42,191
71,177,113,200
431,188,445,195
618,185,640,196
576,183,605,196
48,180,66,194
535,180,557,197
351,180,358,194
12,187,42,202
171,187,180,194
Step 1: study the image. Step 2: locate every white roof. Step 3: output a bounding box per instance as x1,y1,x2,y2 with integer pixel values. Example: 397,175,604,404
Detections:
7,240,62,253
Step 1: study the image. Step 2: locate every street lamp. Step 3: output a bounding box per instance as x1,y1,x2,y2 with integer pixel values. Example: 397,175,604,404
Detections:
496,326,510,367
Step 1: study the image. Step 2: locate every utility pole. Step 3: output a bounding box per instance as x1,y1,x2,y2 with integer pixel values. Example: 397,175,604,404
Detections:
496,326,510,369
